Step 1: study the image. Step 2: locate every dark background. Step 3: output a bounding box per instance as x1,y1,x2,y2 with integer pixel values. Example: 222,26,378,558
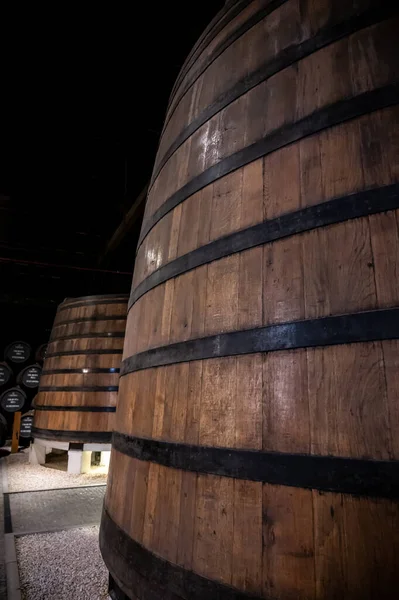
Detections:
0,2,224,347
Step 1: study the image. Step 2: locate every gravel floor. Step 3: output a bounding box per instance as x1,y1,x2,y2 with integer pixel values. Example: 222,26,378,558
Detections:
16,526,109,600
7,450,108,492
10,486,105,535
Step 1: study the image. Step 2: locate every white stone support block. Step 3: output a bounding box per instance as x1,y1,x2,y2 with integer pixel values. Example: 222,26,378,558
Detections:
29,442,46,465
99,451,111,469
67,450,92,474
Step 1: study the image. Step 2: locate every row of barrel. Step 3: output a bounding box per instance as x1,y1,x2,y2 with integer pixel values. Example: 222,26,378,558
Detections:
29,0,399,597
0,342,47,445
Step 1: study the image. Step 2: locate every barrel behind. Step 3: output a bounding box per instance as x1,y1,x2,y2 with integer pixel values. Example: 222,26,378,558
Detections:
33,294,128,444
101,2,399,599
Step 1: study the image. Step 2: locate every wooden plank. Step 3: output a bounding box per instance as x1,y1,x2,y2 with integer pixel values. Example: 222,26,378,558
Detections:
177,471,198,569
200,357,236,449
236,355,262,450
262,235,304,325
153,465,182,564
210,169,243,240
170,363,190,443
11,411,21,453
205,254,239,335
303,219,376,319
238,247,263,330
170,271,195,343
184,361,203,445
263,484,315,599
263,349,309,454
129,458,150,546
263,144,300,219
383,340,399,460
320,119,364,200
299,134,323,207
142,462,160,551
313,489,346,599
131,370,157,439
152,367,167,440
240,158,264,228
232,480,262,594
314,491,399,598
307,343,392,460
193,474,234,586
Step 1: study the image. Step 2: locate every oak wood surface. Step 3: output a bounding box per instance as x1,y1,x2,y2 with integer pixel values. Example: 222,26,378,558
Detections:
102,2,399,598
33,296,127,441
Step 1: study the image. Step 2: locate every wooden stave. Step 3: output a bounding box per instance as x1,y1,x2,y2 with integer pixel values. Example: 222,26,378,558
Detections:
151,1,397,199
103,3,399,600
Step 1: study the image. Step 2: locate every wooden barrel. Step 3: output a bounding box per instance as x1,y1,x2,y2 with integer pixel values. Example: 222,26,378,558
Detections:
101,2,399,599
4,341,31,365
32,294,128,444
0,386,27,413
17,364,42,390
0,362,13,387
35,343,48,363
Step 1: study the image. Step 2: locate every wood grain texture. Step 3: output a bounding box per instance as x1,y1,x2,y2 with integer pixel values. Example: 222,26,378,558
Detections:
103,3,399,599
34,295,127,441
133,106,399,292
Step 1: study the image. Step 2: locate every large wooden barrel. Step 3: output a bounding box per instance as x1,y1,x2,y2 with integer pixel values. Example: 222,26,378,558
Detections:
32,294,128,444
101,2,399,599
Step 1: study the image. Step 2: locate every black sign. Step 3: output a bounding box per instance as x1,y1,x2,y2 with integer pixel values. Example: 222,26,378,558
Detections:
5,342,31,364
20,415,34,438
0,387,26,412
21,365,42,389
0,363,11,386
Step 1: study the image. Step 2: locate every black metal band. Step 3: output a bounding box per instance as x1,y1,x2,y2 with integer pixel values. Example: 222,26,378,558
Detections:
121,308,399,375
54,315,126,326
131,184,399,309
58,298,128,312
139,83,399,248
49,332,125,341
168,0,254,112
32,427,112,443
168,0,254,109
163,0,288,136
42,368,120,375
101,508,264,600
108,576,130,600
60,293,129,305
153,3,395,189
46,349,123,357
112,433,399,499
35,405,116,412
39,386,118,392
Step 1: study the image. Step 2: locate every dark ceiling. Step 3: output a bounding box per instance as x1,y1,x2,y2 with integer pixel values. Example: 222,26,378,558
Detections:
0,1,224,329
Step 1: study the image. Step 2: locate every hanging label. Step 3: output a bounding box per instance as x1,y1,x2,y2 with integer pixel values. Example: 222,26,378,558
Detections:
0,389,26,412
5,342,31,363
21,366,42,388
20,415,34,438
